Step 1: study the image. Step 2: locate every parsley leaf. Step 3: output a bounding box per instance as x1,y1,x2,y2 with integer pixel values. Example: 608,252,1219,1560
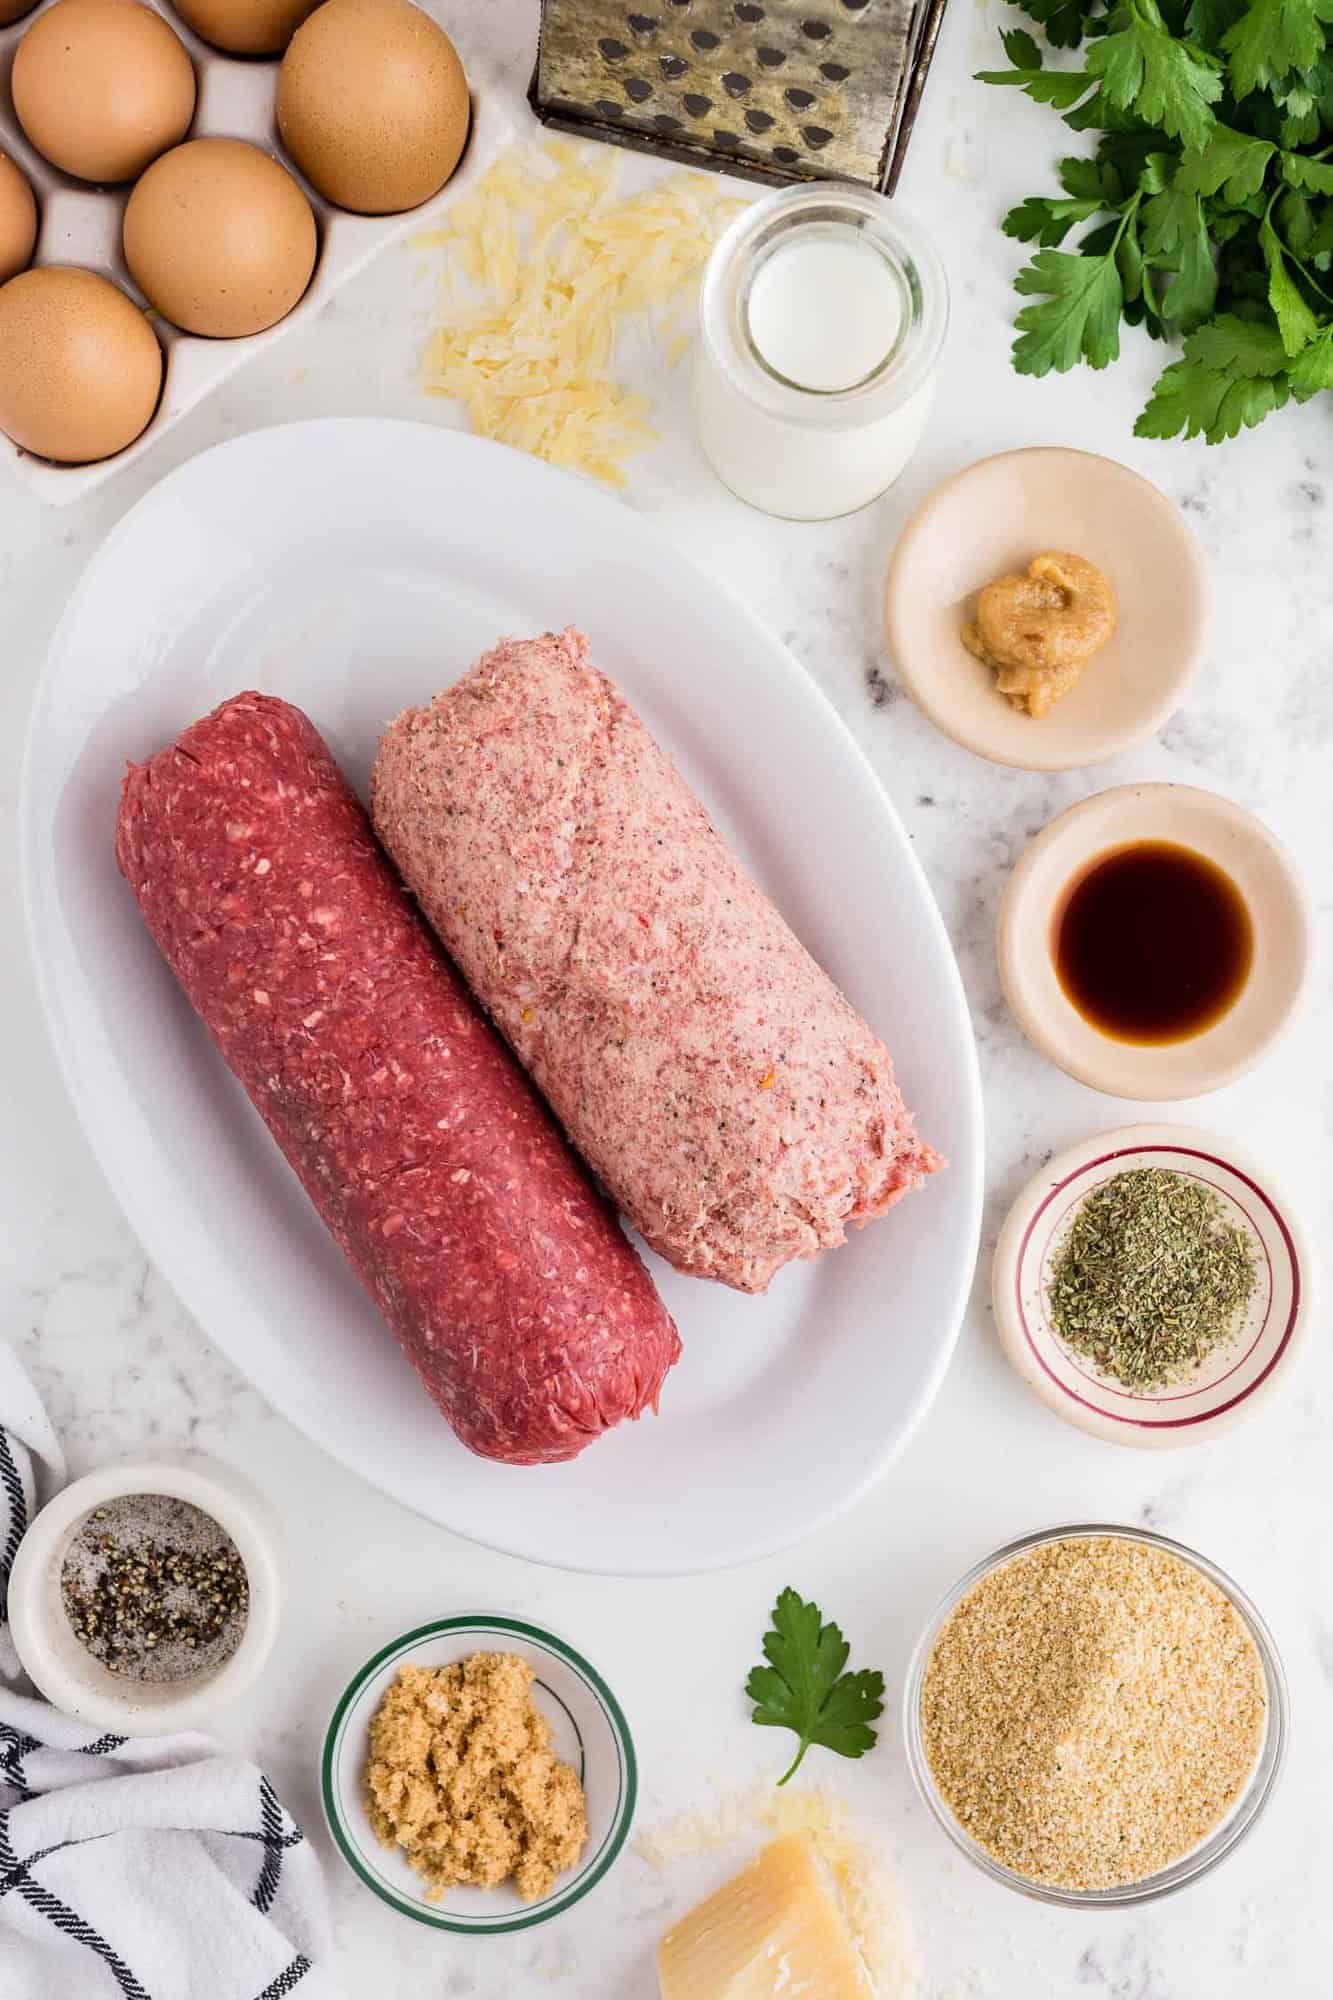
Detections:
1185,0,1247,42
745,1588,885,1786
1087,0,1223,148
1261,212,1322,346
1135,311,1293,436
1178,310,1292,369
1097,125,1173,186
1224,0,1333,102
1012,239,1129,370
1136,353,1292,434
1010,0,1099,48
1142,185,1220,324
1312,197,1333,262
1290,320,1333,387
1282,148,1333,190
1001,24,1045,66
1005,193,1107,242
1060,153,1128,199
977,31,1098,111
1278,183,1318,251
1274,74,1323,146
1118,208,1153,317
1175,125,1276,200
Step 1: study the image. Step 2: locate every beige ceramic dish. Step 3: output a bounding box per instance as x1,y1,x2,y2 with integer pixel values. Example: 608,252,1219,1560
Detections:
883,447,1209,770
991,1126,1310,1447
998,784,1308,1099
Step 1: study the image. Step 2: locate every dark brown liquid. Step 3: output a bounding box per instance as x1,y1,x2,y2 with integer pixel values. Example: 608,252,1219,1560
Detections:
1053,840,1253,1045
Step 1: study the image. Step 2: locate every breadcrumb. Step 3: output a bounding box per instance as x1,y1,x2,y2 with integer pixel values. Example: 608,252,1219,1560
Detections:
921,1536,1267,1891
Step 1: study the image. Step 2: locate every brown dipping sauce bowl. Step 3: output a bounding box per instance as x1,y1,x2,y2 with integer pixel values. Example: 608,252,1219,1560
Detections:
997,784,1309,1098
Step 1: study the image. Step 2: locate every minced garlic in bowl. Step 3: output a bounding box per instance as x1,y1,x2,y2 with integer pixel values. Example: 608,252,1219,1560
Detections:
365,1653,588,1904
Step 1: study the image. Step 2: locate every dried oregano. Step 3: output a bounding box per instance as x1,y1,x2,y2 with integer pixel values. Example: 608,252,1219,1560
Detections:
1048,1168,1255,1390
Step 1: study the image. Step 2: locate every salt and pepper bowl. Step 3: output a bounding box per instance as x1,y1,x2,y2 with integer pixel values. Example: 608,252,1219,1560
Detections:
7,1451,282,1736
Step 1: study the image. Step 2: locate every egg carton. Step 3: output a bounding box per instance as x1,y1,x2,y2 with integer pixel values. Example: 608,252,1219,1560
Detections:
0,0,509,505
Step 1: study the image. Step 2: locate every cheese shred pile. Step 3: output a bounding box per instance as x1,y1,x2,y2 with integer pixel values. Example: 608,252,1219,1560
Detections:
636,1785,917,1996
416,140,743,489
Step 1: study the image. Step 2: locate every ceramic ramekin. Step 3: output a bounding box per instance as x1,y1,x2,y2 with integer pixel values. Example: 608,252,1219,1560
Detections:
904,1524,1288,1907
991,1125,1311,1446
883,448,1209,772
6,1452,283,1736
322,1614,637,1932
997,783,1309,1098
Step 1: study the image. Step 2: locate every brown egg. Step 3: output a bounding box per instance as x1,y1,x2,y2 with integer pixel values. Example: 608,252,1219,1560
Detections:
0,266,162,462
0,153,38,285
277,0,469,216
123,138,317,338
12,0,195,185
169,0,318,56
0,0,39,25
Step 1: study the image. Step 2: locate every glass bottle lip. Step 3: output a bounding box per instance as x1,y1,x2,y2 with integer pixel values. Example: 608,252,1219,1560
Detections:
697,182,949,432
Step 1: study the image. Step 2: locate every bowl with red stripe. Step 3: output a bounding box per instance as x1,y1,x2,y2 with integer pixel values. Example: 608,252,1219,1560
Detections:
991,1126,1310,1447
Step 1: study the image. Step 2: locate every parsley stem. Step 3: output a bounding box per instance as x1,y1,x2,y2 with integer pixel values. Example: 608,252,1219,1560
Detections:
1111,191,1142,251
1280,240,1333,311
1264,187,1333,312
777,1740,810,1787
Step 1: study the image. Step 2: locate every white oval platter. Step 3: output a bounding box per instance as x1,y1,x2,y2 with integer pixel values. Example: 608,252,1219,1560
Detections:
21,419,982,1575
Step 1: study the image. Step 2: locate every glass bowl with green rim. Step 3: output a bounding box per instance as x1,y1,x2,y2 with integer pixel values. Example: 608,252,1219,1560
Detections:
321,1613,636,1932
903,1523,1289,1908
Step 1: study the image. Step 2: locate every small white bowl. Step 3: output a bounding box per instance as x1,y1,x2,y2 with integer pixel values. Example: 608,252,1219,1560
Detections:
7,1453,282,1736
883,447,1209,771
997,783,1309,1098
992,1126,1310,1446
322,1614,636,1933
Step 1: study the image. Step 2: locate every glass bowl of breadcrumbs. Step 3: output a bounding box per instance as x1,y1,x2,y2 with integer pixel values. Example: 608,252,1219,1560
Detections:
904,1524,1288,1906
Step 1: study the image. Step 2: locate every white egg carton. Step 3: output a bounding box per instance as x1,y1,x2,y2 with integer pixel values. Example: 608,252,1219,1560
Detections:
0,0,508,504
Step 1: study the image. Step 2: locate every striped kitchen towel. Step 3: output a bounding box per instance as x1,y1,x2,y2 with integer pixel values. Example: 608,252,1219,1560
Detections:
0,1341,336,2000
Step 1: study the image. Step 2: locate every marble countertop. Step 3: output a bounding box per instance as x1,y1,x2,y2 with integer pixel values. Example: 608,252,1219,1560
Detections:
2,1,1329,1994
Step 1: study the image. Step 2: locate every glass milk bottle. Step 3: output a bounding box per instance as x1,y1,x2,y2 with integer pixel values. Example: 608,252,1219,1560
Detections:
692,183,948,521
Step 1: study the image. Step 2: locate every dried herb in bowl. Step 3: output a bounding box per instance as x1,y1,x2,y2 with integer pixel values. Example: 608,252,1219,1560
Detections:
1048,1167,1255,1389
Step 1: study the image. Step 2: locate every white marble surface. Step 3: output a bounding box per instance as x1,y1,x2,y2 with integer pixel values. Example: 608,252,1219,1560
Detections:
2,1,1330,1994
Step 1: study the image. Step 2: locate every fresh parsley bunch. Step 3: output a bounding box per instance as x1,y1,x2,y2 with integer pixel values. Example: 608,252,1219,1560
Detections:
979,0,1333,441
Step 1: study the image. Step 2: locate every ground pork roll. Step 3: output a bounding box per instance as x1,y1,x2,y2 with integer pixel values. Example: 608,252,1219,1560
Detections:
115,691,680,1464
371,629,942,1293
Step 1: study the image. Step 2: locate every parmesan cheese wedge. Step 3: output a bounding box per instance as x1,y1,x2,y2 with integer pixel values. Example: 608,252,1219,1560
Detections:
657,1833,877,1999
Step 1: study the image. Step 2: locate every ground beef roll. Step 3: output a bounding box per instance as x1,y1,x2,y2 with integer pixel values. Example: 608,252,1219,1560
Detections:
115,692,680,1464
371,629,943,1294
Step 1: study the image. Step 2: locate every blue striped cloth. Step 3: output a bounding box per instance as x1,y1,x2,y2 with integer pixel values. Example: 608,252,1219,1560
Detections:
0,1343,335,2000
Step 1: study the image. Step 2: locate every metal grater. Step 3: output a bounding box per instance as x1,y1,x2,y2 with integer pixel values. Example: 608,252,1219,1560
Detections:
530,0,950,195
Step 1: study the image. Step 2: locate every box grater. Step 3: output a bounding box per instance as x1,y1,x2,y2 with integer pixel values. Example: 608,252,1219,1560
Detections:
530,0,950,196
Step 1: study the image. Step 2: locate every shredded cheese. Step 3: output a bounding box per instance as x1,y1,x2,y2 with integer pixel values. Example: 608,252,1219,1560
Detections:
636,1786,917,1997
416,140,744,489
